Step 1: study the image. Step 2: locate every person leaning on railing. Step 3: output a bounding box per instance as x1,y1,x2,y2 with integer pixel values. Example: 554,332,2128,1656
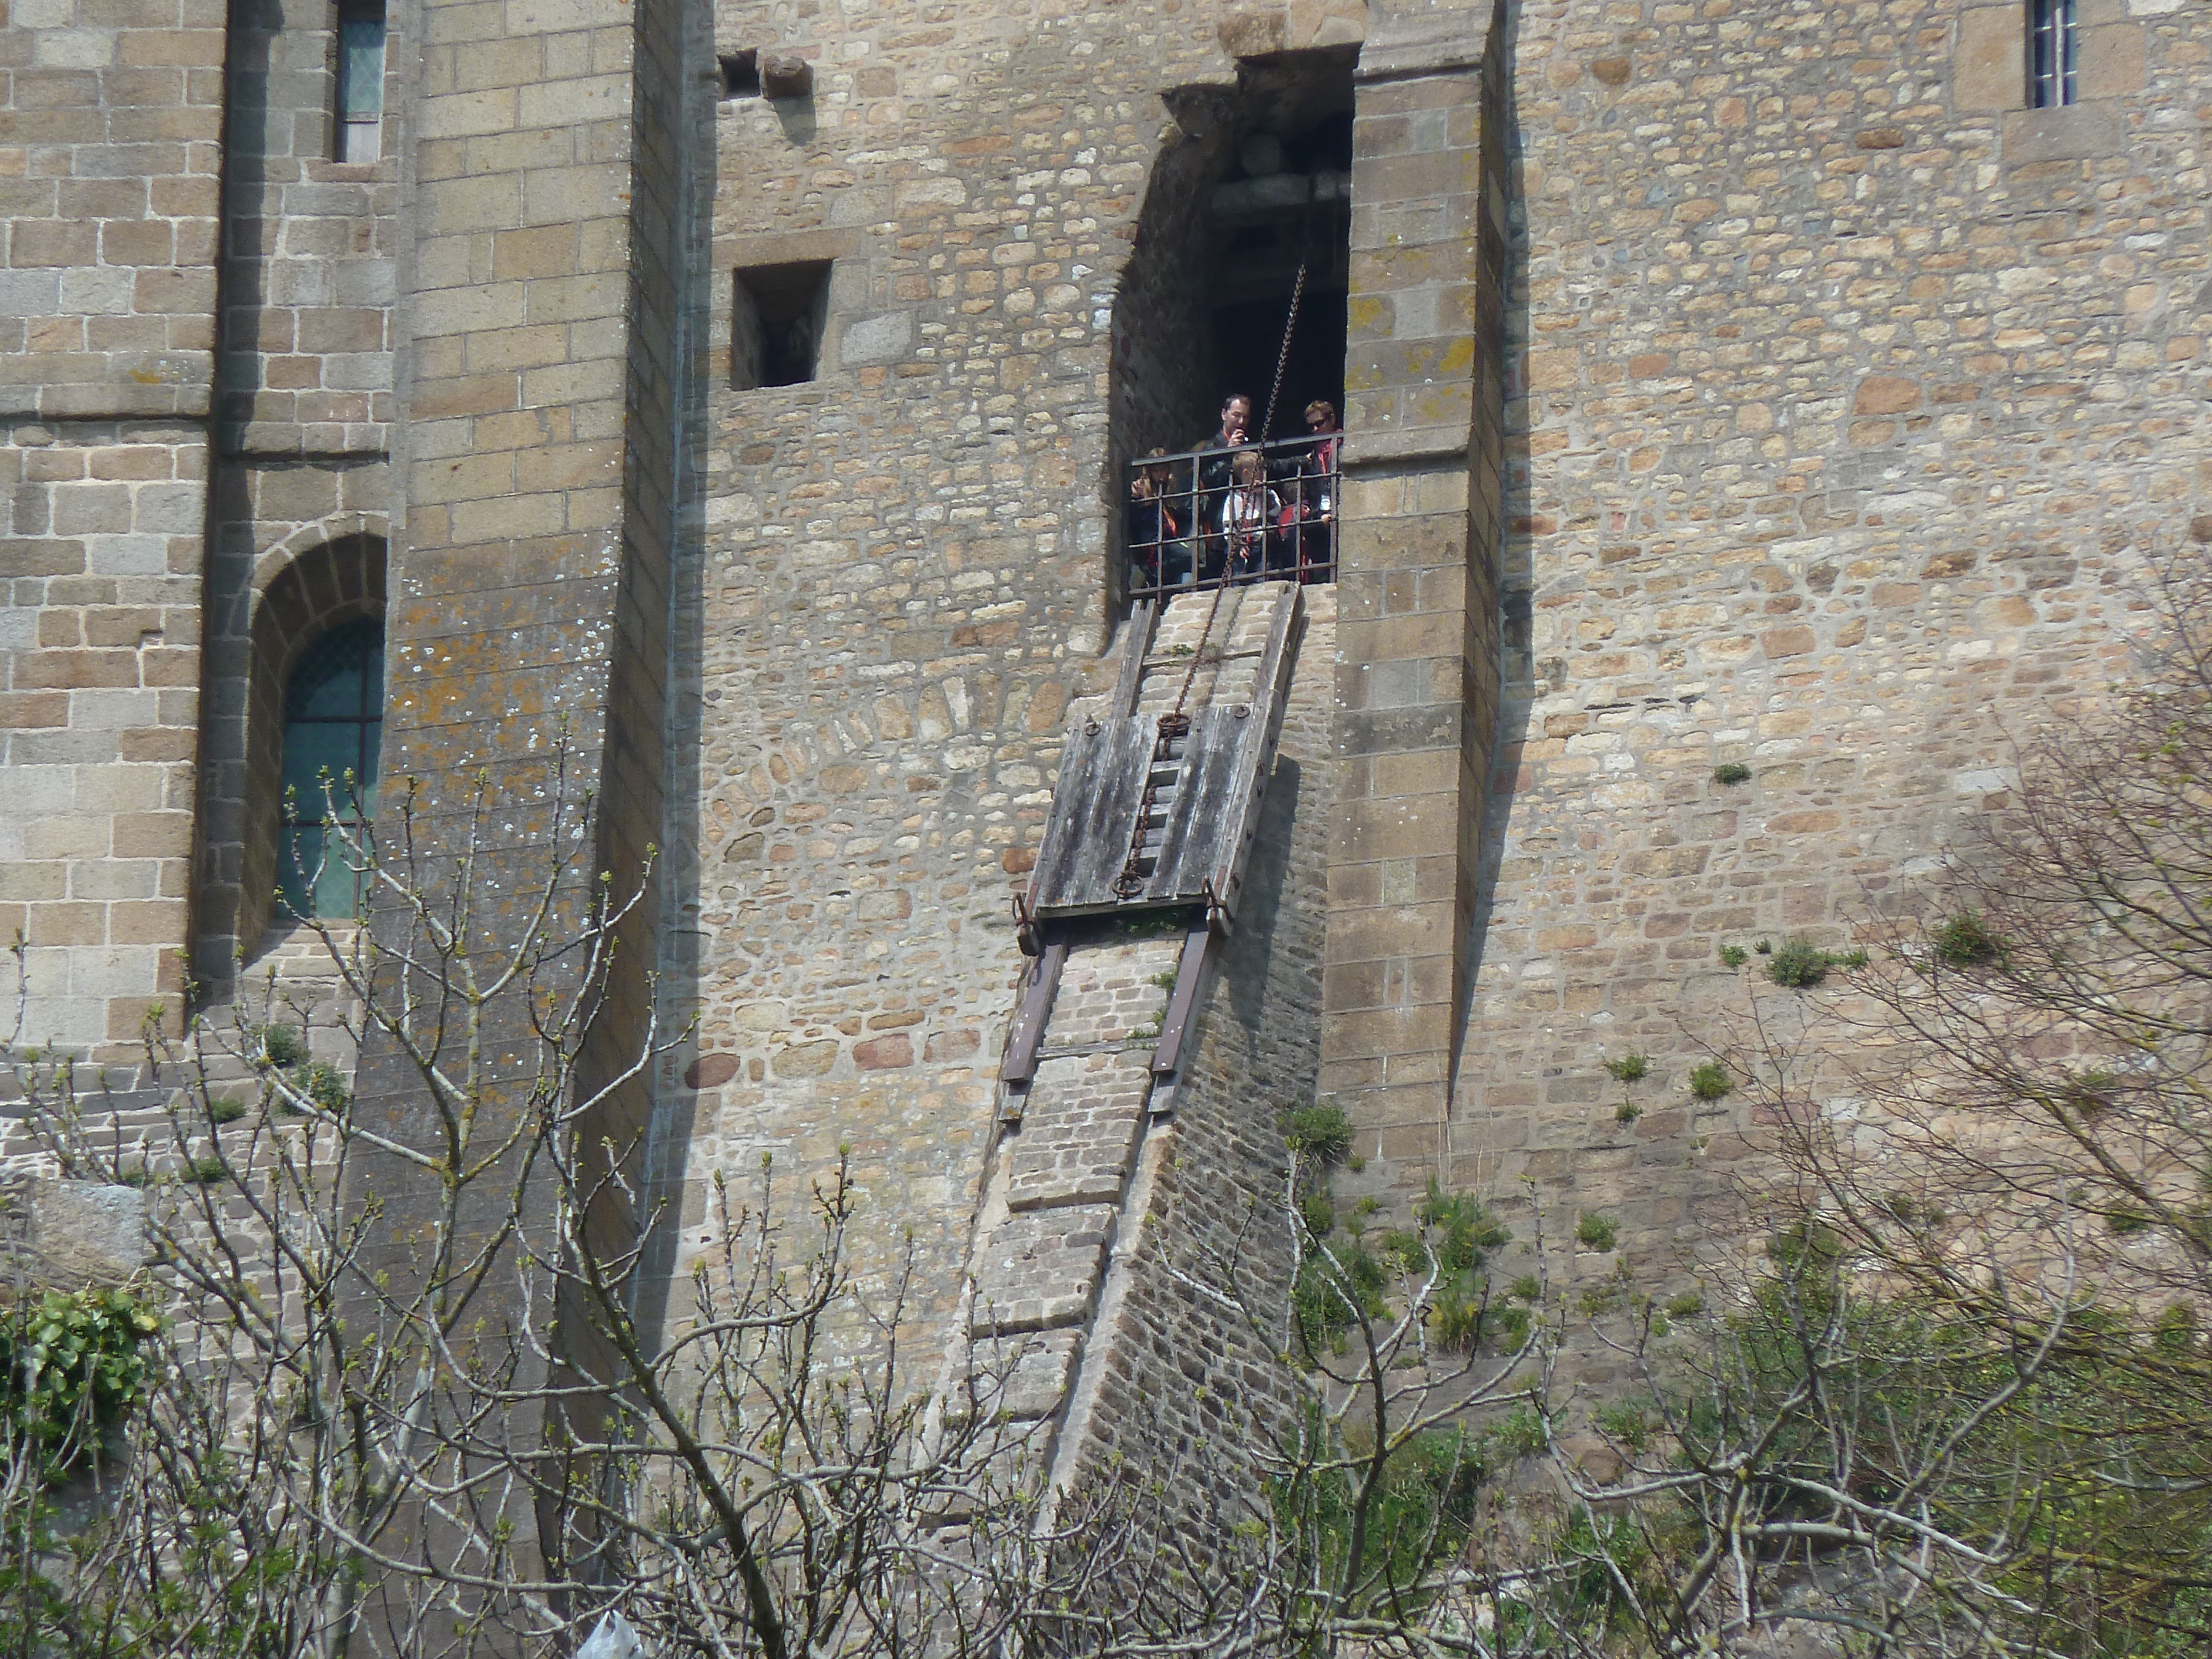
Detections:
1286,398,1340,581
1127,448,1193,592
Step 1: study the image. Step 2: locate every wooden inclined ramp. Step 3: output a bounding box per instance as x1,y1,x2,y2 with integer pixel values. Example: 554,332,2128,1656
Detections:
1000,581,1305,1095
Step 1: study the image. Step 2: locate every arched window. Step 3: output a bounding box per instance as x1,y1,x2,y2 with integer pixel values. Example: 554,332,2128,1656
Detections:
278,616,384,918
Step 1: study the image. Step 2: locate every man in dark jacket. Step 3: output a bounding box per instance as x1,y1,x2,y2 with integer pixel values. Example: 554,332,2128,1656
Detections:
1186,393,1253,581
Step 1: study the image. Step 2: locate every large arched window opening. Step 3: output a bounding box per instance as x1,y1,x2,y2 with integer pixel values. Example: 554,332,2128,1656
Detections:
277,615,384,918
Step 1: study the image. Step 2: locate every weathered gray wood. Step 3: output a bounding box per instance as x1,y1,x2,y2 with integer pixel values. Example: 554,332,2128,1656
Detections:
1112,599,1156,718
1207,585,1305,916
1028,583,1305,920
1149,923,1212,1077
1029,717,1154,912
1144,705,1243,902
1000,936,1067,1089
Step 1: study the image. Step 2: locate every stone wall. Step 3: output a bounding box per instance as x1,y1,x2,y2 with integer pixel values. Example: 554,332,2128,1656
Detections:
670,0,1263,1339
0,0,224,422
218,0,397,456
0,420,205,1062
1452,0,2210,1286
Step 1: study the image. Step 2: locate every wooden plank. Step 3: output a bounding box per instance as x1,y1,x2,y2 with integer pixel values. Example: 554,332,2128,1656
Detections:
1026,718,1107,911
1206,585,1305,917
1149,923,1212,1077
1143,706,1241,903
1033,717,1154,913
999,936,1068,1087
1112,599,1156,718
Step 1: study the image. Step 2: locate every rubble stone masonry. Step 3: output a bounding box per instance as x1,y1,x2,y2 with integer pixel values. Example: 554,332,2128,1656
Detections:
3,0,2209,1504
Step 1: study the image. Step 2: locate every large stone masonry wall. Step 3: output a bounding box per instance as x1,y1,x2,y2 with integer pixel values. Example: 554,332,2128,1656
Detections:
2,0,225,1066
1,421,205,1062
1455,0,2210,1285
0,0,225,421
671,0,1317,1336
218,0,397,456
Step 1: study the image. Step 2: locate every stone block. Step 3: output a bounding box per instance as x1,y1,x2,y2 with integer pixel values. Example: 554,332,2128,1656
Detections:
969,1204,1114,1334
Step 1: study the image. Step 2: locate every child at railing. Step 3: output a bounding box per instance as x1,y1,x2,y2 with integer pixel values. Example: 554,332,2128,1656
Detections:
1219,448,1280,585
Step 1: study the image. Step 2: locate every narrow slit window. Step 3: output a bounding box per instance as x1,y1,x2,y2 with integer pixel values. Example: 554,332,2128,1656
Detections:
731,261,832,389
2030,0,2078,109
278,617,383,920
720,50,761,99
336,0,387,162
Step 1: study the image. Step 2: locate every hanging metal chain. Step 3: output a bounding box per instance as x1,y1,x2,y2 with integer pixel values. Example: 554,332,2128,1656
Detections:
1260,256,1308,445
1114,248,1308,901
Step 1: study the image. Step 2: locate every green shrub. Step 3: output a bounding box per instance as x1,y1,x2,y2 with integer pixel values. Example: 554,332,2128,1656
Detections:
1416,1184,1510,1272
2153,1303,2199,1356
2109,1208,2150,1237
1593,1399,1652,1453
0,1287,160,1467
1378,1229,1426,1275
1932,911,2001,967
1510,1274,1542,1303
184,1155,227,1185
1293,1244,1389,1351
2065,1069,2120,1120
207,1097,248,1125
1754,938,1772,954
1491,1404,1547,1458
1663,1290,1705,1319
1428,1280,1488,1350
1615,1100,1641,1124
1300,1193,1335,1239
1713,761,1752,785
1766,937,1829,986
1718,943,1747,968
1767,936,1867,987
1281,1101,1352,1167
1575,1213,1618,1253
1604,1053,1649,1083
298,1060,350,1113
255,1025,307,1068
1689,1061,1733,1101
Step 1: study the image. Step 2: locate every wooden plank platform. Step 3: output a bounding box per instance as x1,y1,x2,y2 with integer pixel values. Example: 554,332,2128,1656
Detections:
1025,583,1305,923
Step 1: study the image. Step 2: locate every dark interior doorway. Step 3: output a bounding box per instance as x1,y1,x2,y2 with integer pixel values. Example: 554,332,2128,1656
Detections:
1202,70,1353,441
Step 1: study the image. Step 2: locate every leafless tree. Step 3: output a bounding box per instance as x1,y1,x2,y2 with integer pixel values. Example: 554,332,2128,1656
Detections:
1552,564,2212,1656
0,747,1573,1659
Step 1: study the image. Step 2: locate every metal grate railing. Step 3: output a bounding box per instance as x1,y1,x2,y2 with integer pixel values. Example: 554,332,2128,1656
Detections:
1124,431,1340,602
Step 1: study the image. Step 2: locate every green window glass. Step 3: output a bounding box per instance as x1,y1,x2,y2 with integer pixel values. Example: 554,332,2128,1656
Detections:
278,617,383,919
336,1,386,161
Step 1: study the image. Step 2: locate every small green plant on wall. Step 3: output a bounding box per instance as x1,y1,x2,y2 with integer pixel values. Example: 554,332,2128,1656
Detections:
1766,936,1871,988
1718,943,1747,968
1689,1061,1733,1102
1712,761,1752,785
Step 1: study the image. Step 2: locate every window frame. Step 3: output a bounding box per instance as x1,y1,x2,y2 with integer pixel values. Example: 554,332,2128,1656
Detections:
276,615,384,921
334,0,387,163
2029,0,2078,109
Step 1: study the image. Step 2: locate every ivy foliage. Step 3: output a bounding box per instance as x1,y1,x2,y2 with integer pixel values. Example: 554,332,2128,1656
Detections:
0,1287,159,1468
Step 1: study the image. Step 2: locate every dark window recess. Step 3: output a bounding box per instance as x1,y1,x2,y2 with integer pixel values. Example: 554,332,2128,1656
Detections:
2030,0,2077,109
335,0,386,161
278,616,383,920
719,50,760,98
732,260,832,389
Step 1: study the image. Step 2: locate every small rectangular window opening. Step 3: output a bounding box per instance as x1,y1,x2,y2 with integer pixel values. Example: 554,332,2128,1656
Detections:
720,50,761,99
336,0,387,162
2030,0,2077,109
732,260,832,389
